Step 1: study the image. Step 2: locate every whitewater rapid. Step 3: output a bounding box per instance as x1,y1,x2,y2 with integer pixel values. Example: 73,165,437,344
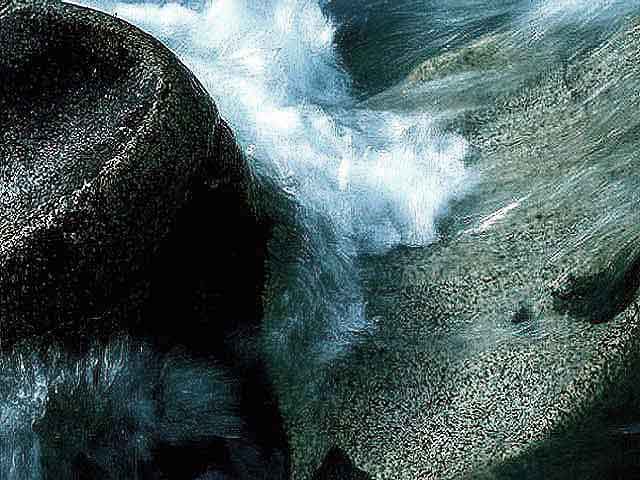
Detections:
72,0,471,373
65,0,640,399
96,0,471,251
3,0,640,478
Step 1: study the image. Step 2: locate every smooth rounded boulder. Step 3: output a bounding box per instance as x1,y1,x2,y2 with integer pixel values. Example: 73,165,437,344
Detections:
0,2,287,478
286,9,640,480
0,0,256,346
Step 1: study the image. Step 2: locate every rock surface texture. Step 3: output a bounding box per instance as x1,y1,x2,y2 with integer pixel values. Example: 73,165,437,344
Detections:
0,0,256,346
286,12,640,480
0,2,286,479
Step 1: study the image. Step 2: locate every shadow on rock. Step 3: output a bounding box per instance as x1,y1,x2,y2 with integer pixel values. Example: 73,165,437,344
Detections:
0,2,288,478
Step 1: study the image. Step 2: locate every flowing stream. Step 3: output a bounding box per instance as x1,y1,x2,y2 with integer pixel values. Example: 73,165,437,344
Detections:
75,0,474,381
3,0,640,477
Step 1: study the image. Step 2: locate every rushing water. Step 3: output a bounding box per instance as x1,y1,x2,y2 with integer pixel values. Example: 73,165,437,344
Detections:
73,0,473,384
101,0,471,250
3,0,640,478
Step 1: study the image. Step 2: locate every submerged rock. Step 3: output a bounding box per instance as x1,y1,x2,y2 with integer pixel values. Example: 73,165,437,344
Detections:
283,10,640,480
312,448,372,480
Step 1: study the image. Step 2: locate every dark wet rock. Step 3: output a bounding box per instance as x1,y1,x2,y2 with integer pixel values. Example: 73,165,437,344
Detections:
312,448,372,480
512,300,534,324
324,0,521,96
0,2,288,478
0,0,256,346
553,244,640,324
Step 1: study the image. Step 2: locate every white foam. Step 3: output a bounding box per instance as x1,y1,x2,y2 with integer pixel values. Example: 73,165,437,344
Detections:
65,0,472,384
81,0,470,254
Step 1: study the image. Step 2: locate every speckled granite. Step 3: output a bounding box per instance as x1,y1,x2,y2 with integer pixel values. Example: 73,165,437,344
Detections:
0,2,286,478
292,15,640,480
3,2,640,478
